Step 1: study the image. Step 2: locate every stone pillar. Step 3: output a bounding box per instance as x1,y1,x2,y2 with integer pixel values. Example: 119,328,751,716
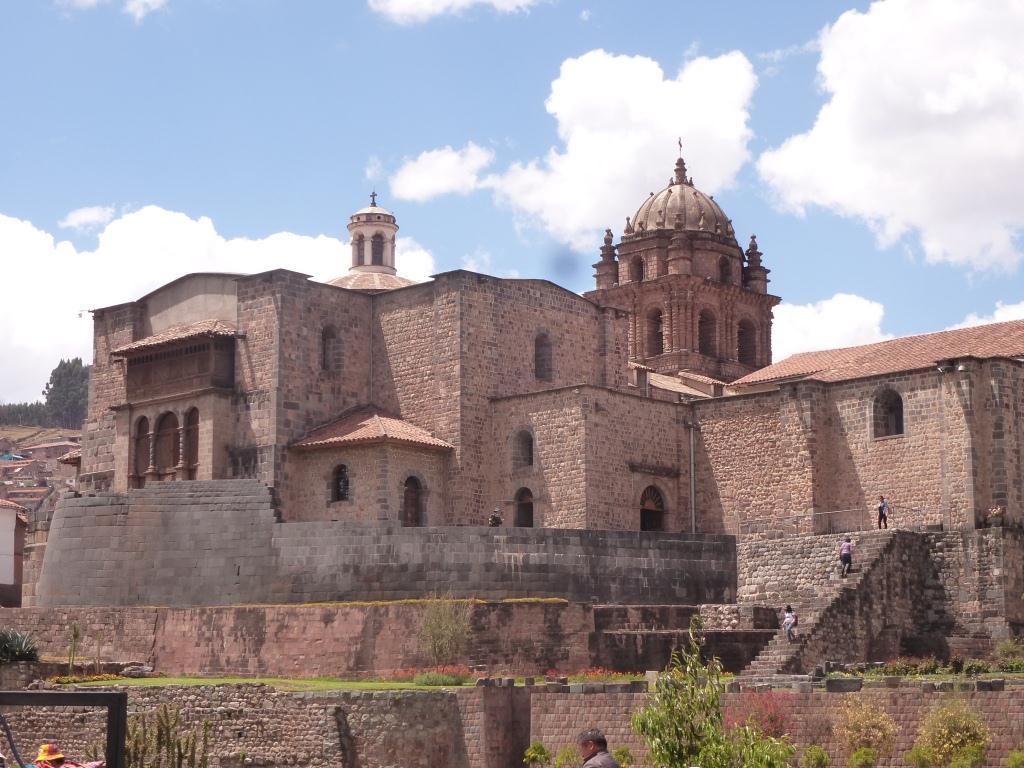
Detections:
593,229,618,290
175,426,187,481
145,431,158,480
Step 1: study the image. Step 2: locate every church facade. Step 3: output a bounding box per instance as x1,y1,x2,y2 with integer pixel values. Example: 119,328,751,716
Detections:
75,155,1024,535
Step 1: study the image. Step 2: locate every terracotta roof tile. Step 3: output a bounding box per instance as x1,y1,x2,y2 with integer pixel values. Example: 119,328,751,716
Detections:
58,449,82,465
326,272,418,292
0,499,26,512
112,319,236,355
677,370,727,386
294,406,453,451
648,372,711,399
733,318,1024,387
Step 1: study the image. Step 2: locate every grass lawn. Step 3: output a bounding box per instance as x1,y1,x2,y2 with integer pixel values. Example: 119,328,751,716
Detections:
71,676,475,691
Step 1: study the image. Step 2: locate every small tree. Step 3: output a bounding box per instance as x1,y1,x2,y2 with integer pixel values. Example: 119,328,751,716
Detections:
552,746,578,768
631,616,794,768
523,741,552,767
611,746,635,767
801,745,830,768
833,697,899,757
68,622,81,676
419,593,473,666
909,701,989,768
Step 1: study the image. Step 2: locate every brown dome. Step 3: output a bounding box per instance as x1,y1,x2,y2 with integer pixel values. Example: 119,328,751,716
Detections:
625,157,735,241
327,272,417,293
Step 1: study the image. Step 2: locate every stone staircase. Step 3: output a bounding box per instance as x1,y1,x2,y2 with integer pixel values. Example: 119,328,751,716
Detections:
738,529,898,679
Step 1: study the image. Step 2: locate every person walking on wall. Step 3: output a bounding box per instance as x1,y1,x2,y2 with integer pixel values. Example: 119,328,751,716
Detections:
877,495,890,529
578,729,620,768
783,604,798,642
839,535,854,577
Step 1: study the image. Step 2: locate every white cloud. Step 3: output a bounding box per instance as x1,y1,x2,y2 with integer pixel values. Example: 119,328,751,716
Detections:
56,0,167,20
58,205,116,232
395,49,757,251
390,143,495,202
461,249,492,273
771,293,892,362
579,9,590,21
949,299,1024,330
367,0,542,24
122,0,166,20
758,0,1024,271
0,207,434,403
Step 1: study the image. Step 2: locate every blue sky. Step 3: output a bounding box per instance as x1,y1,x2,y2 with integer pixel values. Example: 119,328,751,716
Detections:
2,0,1023,401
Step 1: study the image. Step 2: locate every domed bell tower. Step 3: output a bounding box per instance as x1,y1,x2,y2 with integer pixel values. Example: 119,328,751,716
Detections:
584,151,781,383
347,192,399,275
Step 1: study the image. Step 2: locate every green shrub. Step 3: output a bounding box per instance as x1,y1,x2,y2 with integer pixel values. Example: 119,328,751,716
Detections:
883,658,915,676
523,741,552,767
611,746,635,767
0,629,39,663
411,670,470,686
995,638,1024,661
916,656,941,675
912,701,989,767
905,743,932,768
849,747,879,768
997,657,1024,673
552,746,578,768
1005,748,1024,768
800,745,830,768
947,744,985,768
834,698,899,755
962,659,990,676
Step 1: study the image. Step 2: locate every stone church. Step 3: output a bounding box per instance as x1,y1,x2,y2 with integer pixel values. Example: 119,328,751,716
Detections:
74,152,1024,536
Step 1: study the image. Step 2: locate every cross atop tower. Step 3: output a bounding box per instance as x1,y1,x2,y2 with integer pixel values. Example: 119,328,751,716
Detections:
370,190,378,206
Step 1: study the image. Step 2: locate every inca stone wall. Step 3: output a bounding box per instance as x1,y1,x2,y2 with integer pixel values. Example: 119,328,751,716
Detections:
33,482,736,607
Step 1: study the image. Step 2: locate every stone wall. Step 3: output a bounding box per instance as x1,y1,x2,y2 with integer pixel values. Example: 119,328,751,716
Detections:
531,688,1024,767
33,483,736,607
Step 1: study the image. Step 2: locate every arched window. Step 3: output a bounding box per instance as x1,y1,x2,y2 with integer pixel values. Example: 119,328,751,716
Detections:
402,476,422,527
718,256,731,284
371,234,385,265
133,416,150,486
630,258,644,283
513,430,534,469
321,326,341,373
737,319,757,367
154,411,180,477
514,487,534,527
698,310,717,357
534,332,553,382
647,309,664,356
184,408,199,480
873,389,905,438
332,465,350,502
353,235,365,265
640,485,665,532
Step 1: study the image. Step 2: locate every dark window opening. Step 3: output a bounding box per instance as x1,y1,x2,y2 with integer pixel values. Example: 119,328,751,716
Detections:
353,235,365,265
640,485,665,531
513,430,534,468
402,476,422,526
321,326,341,373
718,256,731,284
184,407,199,480
647,309,664,356
154,411,180,476
514,487,534,527
534,333,553,382
133,416,150,487
332,465,350,502
371,234,385,265
874,389,905,438
630,258,644,283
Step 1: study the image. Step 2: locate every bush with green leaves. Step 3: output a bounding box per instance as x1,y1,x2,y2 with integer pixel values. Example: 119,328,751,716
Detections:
522,740,552,767
419,593,473,666
996,637,1024,662
800,745,830,768
631,617,794,768
0,629,39,663
1005,748,1024,768
833,697,899,756
610,746,635,767
906,743,933,768
909,701,989,768
961,659,990,676
997,656,1024,673
552,746,578,768
849,746,879,768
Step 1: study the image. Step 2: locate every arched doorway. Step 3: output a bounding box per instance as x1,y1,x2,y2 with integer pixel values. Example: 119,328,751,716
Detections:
184,408,199,480
698,310,717,357
402,477,423,527
133,416,150,488
514,488,534,527
154,412,180,479
640,486,665,532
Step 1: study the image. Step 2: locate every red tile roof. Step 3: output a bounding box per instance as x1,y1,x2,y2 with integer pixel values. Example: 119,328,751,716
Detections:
293,406,453,451
326,272,417,292
0,499,26,512
648,372,711,399
733,318,1024,388
678,370,727,386
20,440,80,451
111,319,236,356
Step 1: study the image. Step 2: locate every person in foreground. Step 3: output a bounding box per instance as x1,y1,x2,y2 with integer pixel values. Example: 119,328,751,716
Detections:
578,728,619,767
